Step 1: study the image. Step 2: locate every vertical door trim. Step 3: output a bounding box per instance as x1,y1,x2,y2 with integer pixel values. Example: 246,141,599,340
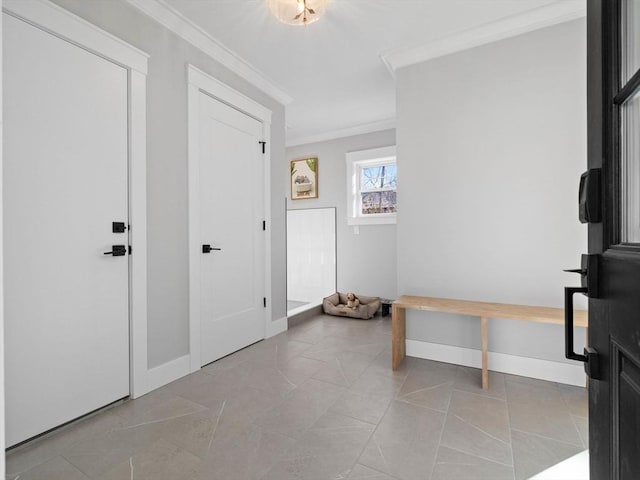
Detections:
2,0,151,398
187,64,272,372
0,0,5,472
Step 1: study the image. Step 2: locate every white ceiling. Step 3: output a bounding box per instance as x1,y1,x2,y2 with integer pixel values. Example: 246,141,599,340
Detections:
153,0,584,145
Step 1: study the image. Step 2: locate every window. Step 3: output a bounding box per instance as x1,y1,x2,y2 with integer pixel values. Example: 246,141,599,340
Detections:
346,146,397,225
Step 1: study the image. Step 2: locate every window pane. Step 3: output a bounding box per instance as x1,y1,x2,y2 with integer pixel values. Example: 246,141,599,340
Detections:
622,90,640,243
622,0,640,83
361,191,397,215
361,164,397,191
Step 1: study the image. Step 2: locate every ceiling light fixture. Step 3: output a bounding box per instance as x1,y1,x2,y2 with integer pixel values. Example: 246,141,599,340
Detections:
267,0,328,26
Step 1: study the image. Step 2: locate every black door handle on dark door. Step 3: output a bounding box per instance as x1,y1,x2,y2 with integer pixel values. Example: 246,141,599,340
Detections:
565,286,588,362
564,286,599,379
202,244,222,254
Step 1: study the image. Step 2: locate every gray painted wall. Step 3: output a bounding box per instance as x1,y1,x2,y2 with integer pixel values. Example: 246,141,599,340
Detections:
396,19,587,364
287,130,397,300
51,0,287,368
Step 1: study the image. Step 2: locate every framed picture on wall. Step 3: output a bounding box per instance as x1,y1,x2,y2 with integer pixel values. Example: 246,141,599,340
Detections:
290,157,318,200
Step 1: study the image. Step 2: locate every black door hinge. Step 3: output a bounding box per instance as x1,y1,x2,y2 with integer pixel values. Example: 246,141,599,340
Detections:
259,141,266,154
263,297,267,308
262,220,266,231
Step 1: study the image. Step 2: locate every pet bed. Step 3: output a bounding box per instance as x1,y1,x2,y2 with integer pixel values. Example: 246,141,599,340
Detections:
322,292,381,319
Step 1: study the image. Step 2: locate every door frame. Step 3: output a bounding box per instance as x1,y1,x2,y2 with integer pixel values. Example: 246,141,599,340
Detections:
3,0,151,398
186,65,273,372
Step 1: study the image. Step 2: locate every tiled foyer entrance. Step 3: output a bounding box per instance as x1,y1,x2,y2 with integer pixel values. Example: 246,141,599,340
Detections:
7,314,587,480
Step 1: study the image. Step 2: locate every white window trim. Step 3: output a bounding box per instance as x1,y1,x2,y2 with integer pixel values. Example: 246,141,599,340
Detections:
346,145,397,226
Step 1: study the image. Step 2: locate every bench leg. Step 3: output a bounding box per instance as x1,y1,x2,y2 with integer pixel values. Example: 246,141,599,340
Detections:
392,306,406,370
481,316,488,390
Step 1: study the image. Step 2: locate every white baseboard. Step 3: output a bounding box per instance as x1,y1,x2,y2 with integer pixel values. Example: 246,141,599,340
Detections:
266,317,287,338
133,354,191,398
406,340,586,387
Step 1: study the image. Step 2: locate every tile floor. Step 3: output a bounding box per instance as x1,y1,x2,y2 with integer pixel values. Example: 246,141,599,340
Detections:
6,314,588,480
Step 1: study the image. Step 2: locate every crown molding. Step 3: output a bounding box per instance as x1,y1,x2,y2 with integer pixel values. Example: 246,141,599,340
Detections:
286,118,396,147
125,0,293,105
4,0,149,74
381,0,586,75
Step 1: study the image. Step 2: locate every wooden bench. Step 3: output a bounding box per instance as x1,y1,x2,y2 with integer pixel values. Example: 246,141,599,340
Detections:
392,295,588,389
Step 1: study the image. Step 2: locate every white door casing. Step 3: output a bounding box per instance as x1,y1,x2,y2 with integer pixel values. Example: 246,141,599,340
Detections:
187,65,273,371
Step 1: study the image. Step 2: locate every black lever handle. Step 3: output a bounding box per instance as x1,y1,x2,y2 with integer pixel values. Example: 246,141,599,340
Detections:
202,244,222,254
104,245,127,256
565,286,588,362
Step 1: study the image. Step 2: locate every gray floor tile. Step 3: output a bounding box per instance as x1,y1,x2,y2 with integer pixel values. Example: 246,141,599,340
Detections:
358,400,445,480
454,365,507,400
365,349,412,381
286,321,343,345
253,378,345,439
284,411,375,460
301,336,362,363
504,376,564,406
311,351,376,387
193,423,295,480
511,429,585,480
62,420,167,478
329,390,392,425
277,355,328,383
349,370,406,400
270,338,317,364
397,361,457,412
507,400,583,446
159,372,237,409
230,362,303,397
559,384,589,418
431,446,514,480
572,414,589,450
8,455,90,480
348,463,399,479
6,411,125,477
440,411,513,466
260,453,356,480
159,410,228,459
505,377,583,446
96,438,200,480
447,390,510,443
113,395,207,427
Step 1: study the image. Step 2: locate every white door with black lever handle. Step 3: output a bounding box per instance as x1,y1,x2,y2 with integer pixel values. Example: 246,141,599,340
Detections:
4,14,130,446
197,91,266,367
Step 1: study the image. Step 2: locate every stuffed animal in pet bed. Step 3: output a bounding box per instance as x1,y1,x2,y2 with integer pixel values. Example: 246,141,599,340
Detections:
346,292,360,309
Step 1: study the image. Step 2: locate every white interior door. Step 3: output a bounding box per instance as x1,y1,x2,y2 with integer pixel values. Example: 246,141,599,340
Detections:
199,92,265,366
3,13,130,446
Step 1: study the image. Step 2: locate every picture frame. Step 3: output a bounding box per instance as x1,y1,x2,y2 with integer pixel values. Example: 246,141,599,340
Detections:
290,157,318,200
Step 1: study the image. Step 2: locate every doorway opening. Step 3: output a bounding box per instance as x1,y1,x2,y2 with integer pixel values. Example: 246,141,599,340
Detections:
286,207,337,317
